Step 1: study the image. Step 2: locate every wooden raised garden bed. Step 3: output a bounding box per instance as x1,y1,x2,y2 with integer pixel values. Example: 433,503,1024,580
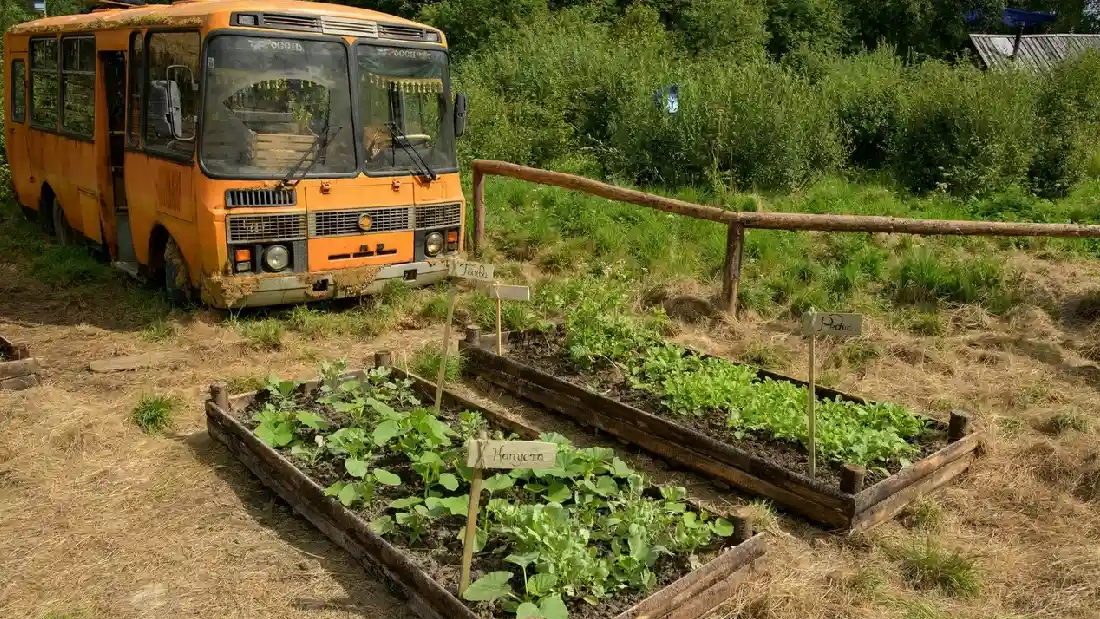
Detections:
0,336,40,391
459,327,983,532
205,352,766,619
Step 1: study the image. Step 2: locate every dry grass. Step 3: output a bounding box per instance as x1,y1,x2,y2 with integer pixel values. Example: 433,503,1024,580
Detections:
4,249,1100,619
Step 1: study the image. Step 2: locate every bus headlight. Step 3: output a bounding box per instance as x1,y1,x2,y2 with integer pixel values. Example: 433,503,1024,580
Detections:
425,232,444,257
264,245,290,272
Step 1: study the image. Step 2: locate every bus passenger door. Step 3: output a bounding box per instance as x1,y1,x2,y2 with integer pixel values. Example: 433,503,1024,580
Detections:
100,50,136,264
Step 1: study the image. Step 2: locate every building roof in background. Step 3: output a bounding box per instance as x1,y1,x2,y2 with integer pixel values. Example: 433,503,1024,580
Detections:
970,34,1100,71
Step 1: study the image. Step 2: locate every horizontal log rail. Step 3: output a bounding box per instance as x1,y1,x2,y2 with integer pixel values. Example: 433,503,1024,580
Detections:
470,159,1100,315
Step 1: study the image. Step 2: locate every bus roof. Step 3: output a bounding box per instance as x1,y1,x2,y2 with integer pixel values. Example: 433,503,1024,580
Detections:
7,0,436,37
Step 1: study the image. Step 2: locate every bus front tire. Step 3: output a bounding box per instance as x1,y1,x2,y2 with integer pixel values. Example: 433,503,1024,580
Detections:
163,236,193,306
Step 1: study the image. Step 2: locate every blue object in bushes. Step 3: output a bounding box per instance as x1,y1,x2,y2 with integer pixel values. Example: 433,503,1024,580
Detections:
654,84,680,115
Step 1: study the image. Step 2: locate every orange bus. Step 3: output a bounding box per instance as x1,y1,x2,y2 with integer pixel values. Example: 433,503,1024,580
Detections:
4,0,468,307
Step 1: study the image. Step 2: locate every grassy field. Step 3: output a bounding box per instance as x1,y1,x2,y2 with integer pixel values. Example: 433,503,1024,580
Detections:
3,171,1100,619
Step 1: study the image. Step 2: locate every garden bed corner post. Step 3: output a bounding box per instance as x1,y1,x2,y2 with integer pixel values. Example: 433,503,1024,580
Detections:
472,166,485,255
722,223,745,317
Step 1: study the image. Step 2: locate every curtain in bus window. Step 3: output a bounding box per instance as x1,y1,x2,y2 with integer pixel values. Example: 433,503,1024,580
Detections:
30,38,58,129
145,32,200,157
11,60,27,123
61,37,95,137
357,45,456,175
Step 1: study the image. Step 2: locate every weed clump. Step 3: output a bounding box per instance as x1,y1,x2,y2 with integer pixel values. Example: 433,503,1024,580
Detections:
898,538,980,597
234,318,284,350
412,344,463,382
132,395,176,434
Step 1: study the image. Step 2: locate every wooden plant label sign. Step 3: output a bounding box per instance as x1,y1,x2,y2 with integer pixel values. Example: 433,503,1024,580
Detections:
491,284,531,302
450,259,495,282
467,440,558,470
802,312,863,337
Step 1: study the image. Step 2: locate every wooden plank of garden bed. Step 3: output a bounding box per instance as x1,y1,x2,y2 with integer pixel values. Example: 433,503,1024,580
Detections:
214,365,768,619
473,362,852,529
853,432,983,514
622,534,765,619
850,452,977,531
205,400,480,619
463,345,855,520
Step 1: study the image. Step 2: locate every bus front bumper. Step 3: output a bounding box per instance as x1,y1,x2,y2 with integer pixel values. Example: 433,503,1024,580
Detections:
200,260,449,308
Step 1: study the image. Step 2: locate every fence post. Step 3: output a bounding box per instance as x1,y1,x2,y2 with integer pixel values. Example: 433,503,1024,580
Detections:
721,223,745,317
472,166,485,255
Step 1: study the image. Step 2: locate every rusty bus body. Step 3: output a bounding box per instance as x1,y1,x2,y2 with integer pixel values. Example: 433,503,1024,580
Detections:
4,0,467,307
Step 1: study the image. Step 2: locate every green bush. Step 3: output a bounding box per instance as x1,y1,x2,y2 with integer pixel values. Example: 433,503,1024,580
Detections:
822,48,909,170
1029,51,1100,198
891,62,1039,196
609,58,843,189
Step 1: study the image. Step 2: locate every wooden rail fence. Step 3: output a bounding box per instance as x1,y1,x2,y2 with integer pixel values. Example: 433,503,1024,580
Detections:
470,159,1100,315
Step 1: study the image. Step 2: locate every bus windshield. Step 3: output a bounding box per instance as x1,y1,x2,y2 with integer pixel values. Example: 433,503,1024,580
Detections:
358,45,457,176
200,35,357,178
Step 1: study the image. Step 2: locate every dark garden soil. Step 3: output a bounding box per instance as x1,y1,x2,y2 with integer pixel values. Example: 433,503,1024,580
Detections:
234,391,721,619
507,331,949,488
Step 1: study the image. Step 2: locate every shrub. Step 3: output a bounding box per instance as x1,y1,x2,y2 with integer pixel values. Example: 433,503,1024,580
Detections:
610,58,843,189
822,48,910,170
1029,51,1100,198
891,61,1039,197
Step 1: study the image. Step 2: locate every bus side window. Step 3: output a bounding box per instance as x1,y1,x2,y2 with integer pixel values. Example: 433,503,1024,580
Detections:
29,37,59,130
144,31,199,157
60,36,96,138
11,60,26,123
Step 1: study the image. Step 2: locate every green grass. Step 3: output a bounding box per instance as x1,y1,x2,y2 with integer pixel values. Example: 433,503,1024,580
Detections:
897,538,980,597
480,172,1074,321
901,499,944,531
131,395,176,435
1047,410,1090,435
412,344,464,383
232,317,285,350
225,374,265,394
141,318,177,343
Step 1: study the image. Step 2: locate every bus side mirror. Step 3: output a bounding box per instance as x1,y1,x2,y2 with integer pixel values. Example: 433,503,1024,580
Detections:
454,92,468,138
149,80,184,139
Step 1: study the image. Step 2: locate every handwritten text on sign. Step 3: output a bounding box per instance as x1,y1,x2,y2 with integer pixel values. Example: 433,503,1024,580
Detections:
802,312,864,337
467,440,558,470
450,260,495,282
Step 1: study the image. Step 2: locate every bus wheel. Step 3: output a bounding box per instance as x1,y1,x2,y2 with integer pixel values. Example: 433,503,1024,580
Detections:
51,199,76,246
164,236,193,305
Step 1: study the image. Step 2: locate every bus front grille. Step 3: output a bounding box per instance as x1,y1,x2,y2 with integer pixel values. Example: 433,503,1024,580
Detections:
415,203,462,229
308,207,413,237
227,214,308,243
225,188,297,208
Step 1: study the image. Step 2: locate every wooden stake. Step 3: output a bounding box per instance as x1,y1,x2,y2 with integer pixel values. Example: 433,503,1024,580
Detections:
435,289,458,414
807,308,817,481
840,464,866,494
495,293,503,356
209,382,229,411
721,223,745,317
948,410,972,443
459,430,488,597
374,350,392,368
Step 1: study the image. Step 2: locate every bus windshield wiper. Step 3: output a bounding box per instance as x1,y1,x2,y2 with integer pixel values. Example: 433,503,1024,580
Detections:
385,121,437,181
279,125,342,188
